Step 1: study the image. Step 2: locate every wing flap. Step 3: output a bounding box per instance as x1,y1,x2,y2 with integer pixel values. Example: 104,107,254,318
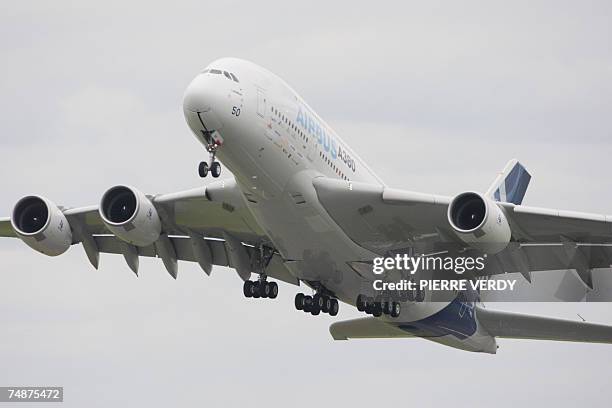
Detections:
93,235,298,285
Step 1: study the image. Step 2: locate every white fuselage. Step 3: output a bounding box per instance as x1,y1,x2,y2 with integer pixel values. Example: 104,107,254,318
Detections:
183,58,496,353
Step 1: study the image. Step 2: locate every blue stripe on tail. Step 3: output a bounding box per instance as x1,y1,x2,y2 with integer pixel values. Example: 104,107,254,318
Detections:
489,160,531,205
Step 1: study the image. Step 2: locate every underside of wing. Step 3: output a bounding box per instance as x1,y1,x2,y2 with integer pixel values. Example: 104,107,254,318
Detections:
1,179,298,285
312,172,612,289
312,177,453,255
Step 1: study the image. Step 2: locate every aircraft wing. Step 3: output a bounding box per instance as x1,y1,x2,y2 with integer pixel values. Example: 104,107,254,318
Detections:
0,216,15,237
0,179,298,285
312,177,612,287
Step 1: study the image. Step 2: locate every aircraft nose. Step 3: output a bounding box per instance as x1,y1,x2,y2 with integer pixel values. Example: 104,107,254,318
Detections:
183,74,219,112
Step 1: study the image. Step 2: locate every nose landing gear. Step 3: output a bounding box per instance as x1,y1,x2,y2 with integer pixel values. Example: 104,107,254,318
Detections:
198,141,222,178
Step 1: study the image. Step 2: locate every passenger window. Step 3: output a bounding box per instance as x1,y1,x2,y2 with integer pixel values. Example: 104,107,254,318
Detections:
223,71,232,80
210,69,222,74
230,73,239,82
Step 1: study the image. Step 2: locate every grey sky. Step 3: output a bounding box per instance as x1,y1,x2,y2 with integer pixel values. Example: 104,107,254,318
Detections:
1,1,612,407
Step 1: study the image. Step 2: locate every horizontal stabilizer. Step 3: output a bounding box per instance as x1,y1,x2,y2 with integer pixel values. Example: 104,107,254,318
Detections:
477,306,612,344
330,317,415,340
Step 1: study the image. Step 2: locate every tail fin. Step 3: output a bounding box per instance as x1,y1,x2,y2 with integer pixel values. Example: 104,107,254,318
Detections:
477,306,612,344
486,159,531,205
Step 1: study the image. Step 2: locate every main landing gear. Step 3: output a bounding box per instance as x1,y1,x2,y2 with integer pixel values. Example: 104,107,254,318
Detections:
356,294,401,318
243,275,278,299
294,292,339,316
243,245,278,299
198,142,222,178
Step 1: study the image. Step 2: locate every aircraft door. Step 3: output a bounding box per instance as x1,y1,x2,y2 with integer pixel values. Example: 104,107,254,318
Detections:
257,89,266,118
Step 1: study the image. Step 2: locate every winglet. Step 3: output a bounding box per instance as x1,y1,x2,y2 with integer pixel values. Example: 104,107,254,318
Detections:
486,159,531,205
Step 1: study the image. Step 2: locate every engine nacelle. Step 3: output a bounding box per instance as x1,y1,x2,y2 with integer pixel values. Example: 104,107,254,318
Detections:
11,196,72,256
99,185,161,247
447,192,511,254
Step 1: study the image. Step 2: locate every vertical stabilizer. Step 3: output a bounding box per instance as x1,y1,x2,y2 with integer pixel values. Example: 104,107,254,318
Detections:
486,159,531,205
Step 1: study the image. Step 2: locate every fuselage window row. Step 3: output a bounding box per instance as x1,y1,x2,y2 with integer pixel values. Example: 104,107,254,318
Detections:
271,105,349,182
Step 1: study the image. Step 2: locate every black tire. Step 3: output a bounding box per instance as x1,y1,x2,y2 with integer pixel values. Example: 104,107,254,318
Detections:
329,299,339,316
372,303,383,317
383,301,391,315
295,293,305,310
268,282,278,299
198,161,209,178
262,282,271,298
310,306,320,316
211,161,221,178
313,294,325,310
391,302,401,318
303,295,313,312
252,282,261,298
356,294,366,312
323,297,332,313
243,280,253,298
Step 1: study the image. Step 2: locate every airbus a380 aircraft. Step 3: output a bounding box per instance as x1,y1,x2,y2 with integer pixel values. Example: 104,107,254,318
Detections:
2,58,612,353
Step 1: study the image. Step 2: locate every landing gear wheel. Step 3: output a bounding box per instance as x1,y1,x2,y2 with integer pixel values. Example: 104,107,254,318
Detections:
323,297,332,313
372,303,383,317
262,282,272,298
211,161,221,178
251,282,261,298
329,299,339,316
243,281,253,298
295,293,305,310
391,302,401,318
313,294,325,311
268,282,278,299
356,294,367,312
310,305,320,315
303,295,313,312
383,301,392,315
198,161,209,178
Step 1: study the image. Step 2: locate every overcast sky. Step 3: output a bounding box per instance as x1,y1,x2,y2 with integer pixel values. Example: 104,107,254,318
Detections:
1,1,612,407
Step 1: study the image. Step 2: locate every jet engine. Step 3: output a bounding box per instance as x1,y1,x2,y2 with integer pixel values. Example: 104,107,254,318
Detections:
11,196,72,256
99,185,161,247
447,192,511,254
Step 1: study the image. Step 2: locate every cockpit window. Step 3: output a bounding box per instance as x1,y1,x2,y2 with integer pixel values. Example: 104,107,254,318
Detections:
203,68,240,83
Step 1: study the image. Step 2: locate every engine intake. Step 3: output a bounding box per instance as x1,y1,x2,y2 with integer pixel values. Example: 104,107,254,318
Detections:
11,196,72,256
99,185,161,247
447,192,511,254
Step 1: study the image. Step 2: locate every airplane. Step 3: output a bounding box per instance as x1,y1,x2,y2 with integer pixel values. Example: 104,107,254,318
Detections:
2,57,612,354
